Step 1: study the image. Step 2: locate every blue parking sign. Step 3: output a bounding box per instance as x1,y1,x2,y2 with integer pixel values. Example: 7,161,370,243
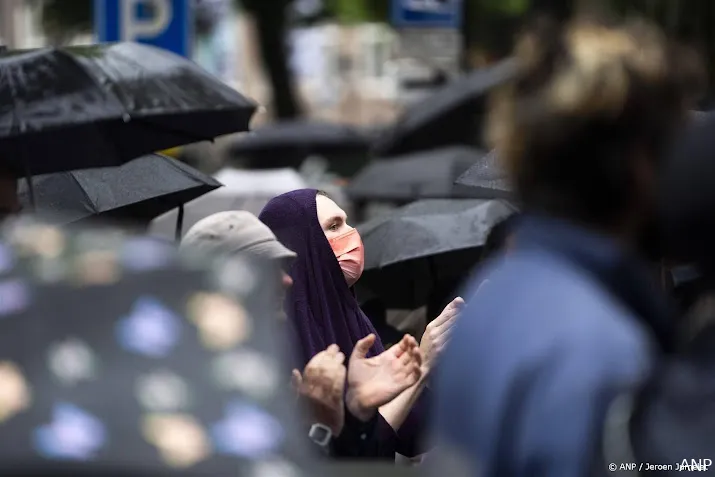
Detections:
391,0,462,28
94,0,193,57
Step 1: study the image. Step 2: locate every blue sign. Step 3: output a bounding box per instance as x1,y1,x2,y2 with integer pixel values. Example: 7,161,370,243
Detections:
94,0,192,57
391,0,462,28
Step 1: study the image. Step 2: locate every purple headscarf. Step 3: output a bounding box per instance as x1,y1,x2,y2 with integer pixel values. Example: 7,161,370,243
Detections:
258,189,383,366
260,188,429,458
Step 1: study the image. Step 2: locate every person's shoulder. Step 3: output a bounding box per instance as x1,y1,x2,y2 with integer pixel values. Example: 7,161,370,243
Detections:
459,250,653,357
463,251,609,317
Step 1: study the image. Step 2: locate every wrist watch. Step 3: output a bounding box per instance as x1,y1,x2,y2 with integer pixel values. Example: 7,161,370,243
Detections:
308,423,332,449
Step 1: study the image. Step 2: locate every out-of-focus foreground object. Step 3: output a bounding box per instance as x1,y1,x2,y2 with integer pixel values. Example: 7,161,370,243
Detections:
0,217,313,477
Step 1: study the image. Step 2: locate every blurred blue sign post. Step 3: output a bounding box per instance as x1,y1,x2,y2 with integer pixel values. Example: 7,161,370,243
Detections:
391,0,463,103
94,0,192,57
391,0,462,28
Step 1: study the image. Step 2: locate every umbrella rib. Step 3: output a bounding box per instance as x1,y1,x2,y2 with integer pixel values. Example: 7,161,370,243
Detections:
111,45,252,111
54,48,134,161
3,59,34,199
67,173,99,214
55,49,216,155
55,48,130,117
2,63,26,136
101,48,236,144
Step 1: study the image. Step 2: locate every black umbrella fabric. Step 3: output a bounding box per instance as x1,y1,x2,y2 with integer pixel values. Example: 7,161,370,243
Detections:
453,149,512,199
0,219,314,477
17,154,221,225
371,59,517,157
228,121,369,170
230,120,369,156
357,199,516,308
0,42,257,175
346,146,489,202
660,111,715,270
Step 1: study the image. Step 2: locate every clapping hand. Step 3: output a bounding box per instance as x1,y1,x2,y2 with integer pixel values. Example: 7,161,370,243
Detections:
346,334,422,422
420,296,464,373
292,344,346,436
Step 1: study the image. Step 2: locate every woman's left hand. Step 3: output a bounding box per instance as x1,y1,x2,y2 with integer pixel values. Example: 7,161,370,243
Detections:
420,296,464,373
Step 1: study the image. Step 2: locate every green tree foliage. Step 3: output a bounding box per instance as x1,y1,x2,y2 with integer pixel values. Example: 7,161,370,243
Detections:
324,0,389,24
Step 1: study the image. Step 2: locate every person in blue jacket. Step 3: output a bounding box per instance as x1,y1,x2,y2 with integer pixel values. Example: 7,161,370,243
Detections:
432,15,705,477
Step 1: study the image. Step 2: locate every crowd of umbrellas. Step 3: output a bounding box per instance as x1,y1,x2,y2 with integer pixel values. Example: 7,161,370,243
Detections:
0,40,519,327
221,60,519,316
0,35,521,477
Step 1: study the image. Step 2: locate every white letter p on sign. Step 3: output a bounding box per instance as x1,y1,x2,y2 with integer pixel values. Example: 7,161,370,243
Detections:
121,0,172,41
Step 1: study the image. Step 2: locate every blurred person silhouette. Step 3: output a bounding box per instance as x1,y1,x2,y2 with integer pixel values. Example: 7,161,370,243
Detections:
259,189,464,460
599,105,715,476
181,211,296,310
432,15,704,477
180,210,424,458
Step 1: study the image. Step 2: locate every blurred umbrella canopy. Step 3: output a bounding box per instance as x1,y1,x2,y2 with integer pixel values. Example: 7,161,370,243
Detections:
453,149,512,200
357,199,516,307
228,120,370,171
0,42,257,175
347,146,490,202
371,58,517,158
0,218,313,477
18,154,221,226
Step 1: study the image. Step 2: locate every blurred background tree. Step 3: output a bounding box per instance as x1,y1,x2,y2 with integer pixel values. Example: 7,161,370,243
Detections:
325,0,389,23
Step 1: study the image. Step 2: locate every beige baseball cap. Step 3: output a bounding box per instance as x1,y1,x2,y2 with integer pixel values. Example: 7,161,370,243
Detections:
181,211,296,261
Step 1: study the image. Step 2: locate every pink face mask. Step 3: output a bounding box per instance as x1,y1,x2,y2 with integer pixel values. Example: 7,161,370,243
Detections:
328,228,365,287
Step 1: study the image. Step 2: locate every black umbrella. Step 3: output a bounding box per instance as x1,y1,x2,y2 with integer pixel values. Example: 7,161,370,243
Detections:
661,111,715,269
17,154,221,228
346,146,489,202
0,218,315,476
371,58,517,157
228,120,369,169
357,199,516,308
0,42,257,176
453,149,512,199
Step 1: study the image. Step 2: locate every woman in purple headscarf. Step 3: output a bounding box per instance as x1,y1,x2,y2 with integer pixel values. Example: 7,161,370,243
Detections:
259,189,463,460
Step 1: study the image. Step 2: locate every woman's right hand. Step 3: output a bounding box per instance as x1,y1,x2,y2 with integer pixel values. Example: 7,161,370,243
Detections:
292,344,346,436
420,296,464,373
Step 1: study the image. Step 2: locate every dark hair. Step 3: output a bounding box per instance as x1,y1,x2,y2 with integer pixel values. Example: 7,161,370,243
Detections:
482,214,519,260
487,16,705,227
